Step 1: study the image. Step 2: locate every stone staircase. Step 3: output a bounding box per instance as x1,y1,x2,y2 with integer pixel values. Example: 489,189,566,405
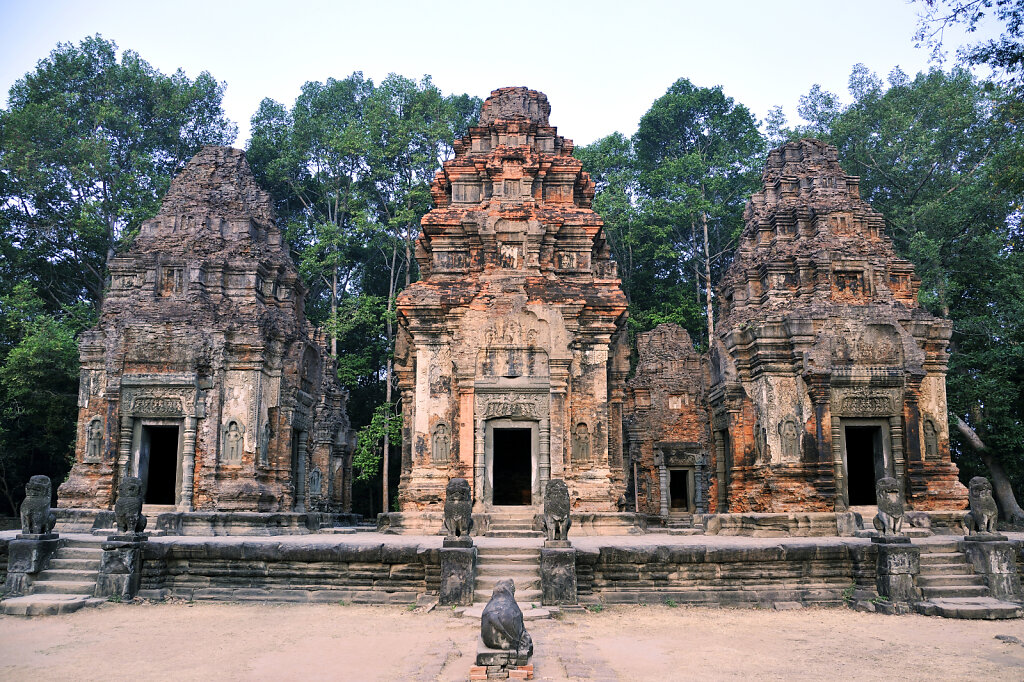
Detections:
484,512,542,539
662,511,704,536
474,545,543,606
1,536,105,616
913,539,1022,619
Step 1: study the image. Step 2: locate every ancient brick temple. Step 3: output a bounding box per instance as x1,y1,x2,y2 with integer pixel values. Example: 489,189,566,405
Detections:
395,87,630,513
625,324,711,516
708,140,968,513
58,146,354,513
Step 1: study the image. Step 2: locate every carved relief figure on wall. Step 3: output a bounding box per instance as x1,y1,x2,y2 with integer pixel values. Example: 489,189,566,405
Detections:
753,417,767,464
432,423,450,464
223,421,244,464
259,422,271,467
779,417,799,461
923,419,938,460
309,467,323,497
572,423,590,463
86,418,103,462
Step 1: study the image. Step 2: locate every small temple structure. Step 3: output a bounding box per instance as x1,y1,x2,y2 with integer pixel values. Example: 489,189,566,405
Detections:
58,146,355,514
395,87,630,513
625,324,712,517
708,139,968,513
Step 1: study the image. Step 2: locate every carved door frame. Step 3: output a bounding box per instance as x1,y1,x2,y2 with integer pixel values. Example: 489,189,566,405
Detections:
484,418,540,508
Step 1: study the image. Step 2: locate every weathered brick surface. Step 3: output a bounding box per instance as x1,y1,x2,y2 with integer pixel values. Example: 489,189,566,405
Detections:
624,324,711,515
396,88,629,512
58,146,354,513
708,140,967,513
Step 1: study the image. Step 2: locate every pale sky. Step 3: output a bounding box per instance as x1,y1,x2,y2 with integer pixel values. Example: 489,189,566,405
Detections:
0,0,1002,147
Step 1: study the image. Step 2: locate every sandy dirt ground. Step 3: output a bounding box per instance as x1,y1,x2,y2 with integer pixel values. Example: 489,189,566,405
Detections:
1,601,1023,681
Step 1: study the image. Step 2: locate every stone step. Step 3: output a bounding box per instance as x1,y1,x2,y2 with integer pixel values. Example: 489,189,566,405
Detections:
477,553,542,565
915,597,1023,620
474,588,543,603
917,574,987,588
476,576,542,591
918,542,961,554
48,557,102,571
920,585,991,599
59,547,103,559
36,569,100,583
30,580,97,596
475,563,541,576
484,530,543,539
458,604,555,620
919,552,968,565
918,563,975,576
0,594,104,616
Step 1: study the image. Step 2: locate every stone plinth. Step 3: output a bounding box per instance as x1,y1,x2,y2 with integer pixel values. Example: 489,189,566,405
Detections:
4,534,61,595
439,546,477,606
95,535,148,600
874,539,921,603
477,636,531,667
963,537,1021,600
540,547,577,605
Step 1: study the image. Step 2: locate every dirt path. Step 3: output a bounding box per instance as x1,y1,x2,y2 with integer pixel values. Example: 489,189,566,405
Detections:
1,602,1023,681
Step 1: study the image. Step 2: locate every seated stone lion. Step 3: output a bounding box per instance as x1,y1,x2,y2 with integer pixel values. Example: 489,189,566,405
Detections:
964,476,999,534
872,477,904,536
114,476,148,535
20,475,56,535
480,578,533,659
542,479,571,542
443,477,473,540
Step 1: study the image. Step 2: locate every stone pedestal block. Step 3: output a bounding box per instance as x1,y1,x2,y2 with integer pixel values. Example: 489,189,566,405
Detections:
874,541,921,603
963,538,1021,600
4,534,61,595
540,547,577,605
439,546,476,606
94,535,147,600
476,635,531,667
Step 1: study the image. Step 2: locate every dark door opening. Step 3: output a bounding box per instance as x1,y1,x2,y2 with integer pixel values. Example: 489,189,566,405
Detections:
669,469,690,511
141,425,179,505
845,426,884,506
492,428,532,505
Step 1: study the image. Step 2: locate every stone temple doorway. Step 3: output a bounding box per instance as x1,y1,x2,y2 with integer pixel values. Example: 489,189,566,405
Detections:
842,422,889,506
669,468,694,512
491,427,533,506
138,424,181,505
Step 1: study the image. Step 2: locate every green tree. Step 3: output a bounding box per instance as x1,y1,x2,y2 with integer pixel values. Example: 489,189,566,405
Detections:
633,79,765,346
0,34,237,310
0,283,93,513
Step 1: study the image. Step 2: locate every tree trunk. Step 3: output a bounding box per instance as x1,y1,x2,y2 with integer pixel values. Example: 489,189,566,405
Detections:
701,210,714,346
953,414,1024,524
331,267,338,357
382,245,399,514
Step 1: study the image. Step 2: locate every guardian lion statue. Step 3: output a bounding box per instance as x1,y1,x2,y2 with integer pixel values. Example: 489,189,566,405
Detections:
480,578,533,661
443,477,473,540
542,479,571,543
964,476,999,534
872,477,905,536
114,476,148,535
20,475,56,535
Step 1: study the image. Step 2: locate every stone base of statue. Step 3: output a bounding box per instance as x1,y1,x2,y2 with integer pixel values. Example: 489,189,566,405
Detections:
541,547,577,606
443,536,474,548
963,537,1021,600
439,546,477,606
870,534,911,544
4,533,61,595
476,635,531,667
94,534,147,600
874,539,921,604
